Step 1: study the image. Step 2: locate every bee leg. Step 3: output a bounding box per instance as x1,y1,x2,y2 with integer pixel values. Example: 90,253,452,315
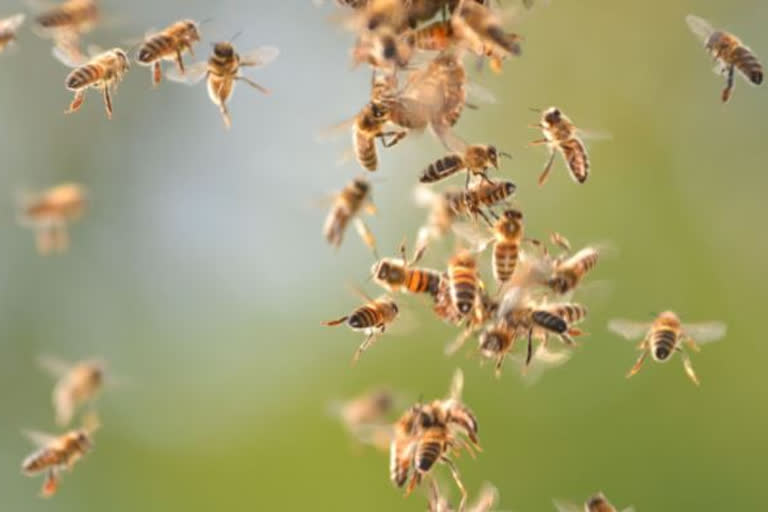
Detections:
236,76,270,94
55,225,70,253
405,472,421,497
321,315,348,327
679,349,700,386
66,89,85,114
352,332,379,365
721,65,735,103
528,137,548,144
538,150,556,187
36,227,54,254
525,329,534,368
219,104,232,130
465,171,471,189
152,62,162,86
441,456,467,512
354,218,378,258
102,84,113,120
175,49,185,74
41,469,58,498
445,328,472,356
626,350,648,379
475,208,493,227
494,355,505,378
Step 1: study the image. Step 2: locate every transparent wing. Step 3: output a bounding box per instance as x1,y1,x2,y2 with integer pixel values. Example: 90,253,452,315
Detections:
22,429,57,448
552,500,581,512
239,46,280,68
412,184,438,208
576,128,613,141
51,44,87,68
686,14,715,44
467,81,497,104
470,482,499,512
448,368,464,401
607,319,651,340
38,354,73,378
497,285,528,319
452,222,493,252
682,322,727,344
166,60,208,85
0,13,25,33
509,344,572,386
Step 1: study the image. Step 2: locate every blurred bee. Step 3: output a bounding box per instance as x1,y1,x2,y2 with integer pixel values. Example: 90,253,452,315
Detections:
39,356,105,426
55,47,130,119
517,233,602,296
686,14,763,103
330,388,395,451
448,179,517,226
450,0,522,72
554,492,636,512
530,107,592,186
323,177,377,251
136,19,201,86
168,41,279,129
447,249,481,316
33,0,100,62
430,482,499,512
353,100,407,171
352,24,414,70
371,242,443,297
21,413,100,498
0,14,25,54
19,183,87,254
608,311,726,386
420,144,510,187
323,291,400,364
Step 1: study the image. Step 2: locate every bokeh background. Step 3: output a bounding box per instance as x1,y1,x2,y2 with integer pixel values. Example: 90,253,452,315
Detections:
1,0,767,510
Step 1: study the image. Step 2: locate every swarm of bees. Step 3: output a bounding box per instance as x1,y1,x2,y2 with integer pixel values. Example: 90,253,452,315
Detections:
318,1,747,510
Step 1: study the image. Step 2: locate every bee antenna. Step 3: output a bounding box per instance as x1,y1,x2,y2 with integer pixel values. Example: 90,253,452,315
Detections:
199,17,214,25
528,107,542,113
229,30,243,43
499,151,513,159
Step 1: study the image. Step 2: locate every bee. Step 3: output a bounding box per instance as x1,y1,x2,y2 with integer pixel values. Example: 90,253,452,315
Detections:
554,492,636,512
0,14,25,54
420,144,510,187
686,14,763,103
608,311,726,386
529,107,593,186
33,0,100,62
450,0,522,71
55,47,130,119
323,291,400,364
371,242,443,297
39,356,105,426
517,234,602,296
167,41,279,129
330,389,395,451
19,183,87,254
323,177,377,251
136,19,201,86
21,413,100,498
448,179,517,226
447,249,481,316
353,100,407,171
352,24,414,70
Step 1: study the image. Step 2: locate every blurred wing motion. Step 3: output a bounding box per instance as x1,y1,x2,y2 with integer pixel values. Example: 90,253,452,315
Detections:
577,128,614,141
240,45,280,67
685,14,715,44
467,81,498,105
607,319,651,340
38,354,73,378
509,344,572,386
166,60,208,85
683,322,727,344
449,367,464,401
0,13,25,34
22,429,58,448
51,44,86,68
452,222,493,252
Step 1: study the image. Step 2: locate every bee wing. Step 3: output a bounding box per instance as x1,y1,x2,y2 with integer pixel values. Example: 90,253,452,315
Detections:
239,46,280,68
469,483,499,512
448,368,464,401
467,81,497,105
166,60,209,85
497,285,527,319
685,14,716,44
508,344,572,386
22,429,58,448
38,354,73,378
0,13,25,33
81,410,102,434
552,500,581,512
452,222,493,252
607,319,651,340
575,128,613,141
315,116,356,142
51,44,87,68
682,322,727,344
413,184,438,207
620,508,637,512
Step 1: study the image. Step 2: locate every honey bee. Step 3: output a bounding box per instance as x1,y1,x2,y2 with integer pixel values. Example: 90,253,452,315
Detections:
167,41,279,129
450,0,522,71
39,356,105,426
353,100,407,171
686,14,763,103
608,311,726,386
330,388,395,451
352,24,414,70
55,47,130,119
323,291,400,364
136,19,201,86
33,0,100,62
0,14,25,54
371,242,443,297
554,492,635,512
323,177,377,250
21,413,100,498
420,144,510,187
19,183,87,254
447,249,481,316
530,107,596,186
447,179,517,226
517,234,602,296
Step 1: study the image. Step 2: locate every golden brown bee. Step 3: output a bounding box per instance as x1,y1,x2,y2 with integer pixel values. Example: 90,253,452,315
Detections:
19,183,87,254
686,15,763,103
609,311,726,386
323,291,400,364
447,179,516,226
136,19,201,86
21,413,100,498
371,242,443,297
450,0,522,71
33,0,99,62
447,250,481,316
0,14,25,54
353,100,407,171
330,389,395,451
409,19,454,52
55,47,130,119
39,356,105,426
168,42,278,129
554,492,636,512
323,177,377,250
420,144,510,187
530,107,590,186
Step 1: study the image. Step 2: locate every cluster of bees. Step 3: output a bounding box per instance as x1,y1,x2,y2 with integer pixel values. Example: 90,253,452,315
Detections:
319,0,758,509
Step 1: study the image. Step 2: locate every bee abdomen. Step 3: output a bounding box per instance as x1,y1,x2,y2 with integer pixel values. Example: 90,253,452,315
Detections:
348,306,380,330
532,310,568,334
415,439,442,472
420,154,463,183
413,21,452,51
405,269,442,296
449,269,477,314
549,304,588,324
561,138,589,183
354,131,377,172
492,241,519,283
651,329,677,360
138,35,174,63
733,46,764,84
66,64,100,90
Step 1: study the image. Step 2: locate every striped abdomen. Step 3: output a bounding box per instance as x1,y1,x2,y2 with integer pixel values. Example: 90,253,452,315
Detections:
441,71,467,127
138,34,175,64
492,240,519,284
650,328,679,361
347,304,383,330
420,154,464,183
559,138,589,184
476,181,515,206
449,265,477,315
414,432,445,473
546,304,588,325
531,310,568,334
412,21,453,51
22,448,61,474
66,64,102,90
404,269,442,296
731,46,764,85
354,129,377,171
485,25,522,56
36,4,98,30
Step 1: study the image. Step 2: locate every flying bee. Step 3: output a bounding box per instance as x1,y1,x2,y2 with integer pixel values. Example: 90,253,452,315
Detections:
38,356,106,426
686,14,763,103
54,47,130,119
323,291,400,365
330,388,395,451
447,249,481,316
530,107,598,186
33,0,100,62
554,492,636,512
136,19,201,86
0,14,25,54
420,144,511,187
448,179,517,226
354,100,407,171
19,183,87,254
323,177,377,250
21,412,100,498
167,41,279,129
371,242,443,297
517,233,603,296
608,311,726,386
450,0,523,71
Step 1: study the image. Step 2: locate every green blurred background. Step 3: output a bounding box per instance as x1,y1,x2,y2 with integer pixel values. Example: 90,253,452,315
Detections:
1,0,766,510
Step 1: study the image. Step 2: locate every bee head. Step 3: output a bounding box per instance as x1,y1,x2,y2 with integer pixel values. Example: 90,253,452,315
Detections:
183,20,201,41
75,431,92,451
213,42,234,59
114,49,130,70
352,177,369,195
370,102,388,119
503,181,517,196
487,145,499,168
543,107,561,125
